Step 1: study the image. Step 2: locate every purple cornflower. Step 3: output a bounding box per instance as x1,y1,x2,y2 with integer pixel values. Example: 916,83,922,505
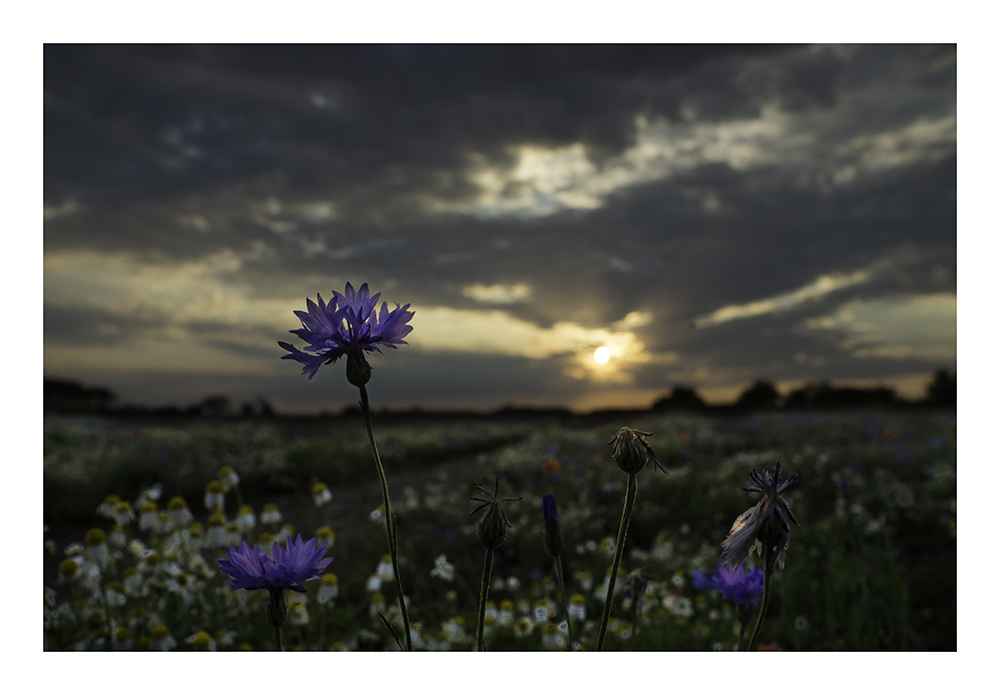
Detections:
217,534,332,593
720,462,798,572
690,567,716,594
279,282,414,381
711,563,764,609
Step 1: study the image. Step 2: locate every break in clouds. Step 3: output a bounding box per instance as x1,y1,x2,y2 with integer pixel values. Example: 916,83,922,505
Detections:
43,44,956,412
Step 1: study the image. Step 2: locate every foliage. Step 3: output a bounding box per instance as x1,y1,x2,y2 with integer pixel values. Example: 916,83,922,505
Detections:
43,408,956,650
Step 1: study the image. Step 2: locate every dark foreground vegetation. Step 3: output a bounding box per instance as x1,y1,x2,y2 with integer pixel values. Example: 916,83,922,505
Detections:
44,389,956,650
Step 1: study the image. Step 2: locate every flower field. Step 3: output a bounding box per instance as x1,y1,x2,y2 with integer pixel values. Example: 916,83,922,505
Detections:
43,407,956,651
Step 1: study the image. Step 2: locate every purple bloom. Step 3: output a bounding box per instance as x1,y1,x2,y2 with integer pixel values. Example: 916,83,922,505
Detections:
217,534,332,593
279,282,414,380
711,563,764,609
720,462,798,572
690,567,716,594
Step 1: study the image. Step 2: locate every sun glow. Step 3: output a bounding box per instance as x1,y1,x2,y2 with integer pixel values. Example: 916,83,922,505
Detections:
594,346,611,364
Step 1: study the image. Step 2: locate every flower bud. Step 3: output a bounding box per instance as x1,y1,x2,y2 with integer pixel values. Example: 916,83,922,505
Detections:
608,427,664,476
266,587,288,629
541,494,563,556
477,505,510,550
346,350,372,387
470,479,521,551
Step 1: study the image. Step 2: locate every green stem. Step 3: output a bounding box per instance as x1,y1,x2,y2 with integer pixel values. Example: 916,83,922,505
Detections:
596,473,637,651
553,554,574,649
736,608,750,651
358,385,412,651
476,547,494,651
745,547,774,651
274,624,282,652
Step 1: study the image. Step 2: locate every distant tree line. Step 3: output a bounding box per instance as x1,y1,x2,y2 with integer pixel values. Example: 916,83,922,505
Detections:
43,379,276,418
44,369,955,418
651,369,956,412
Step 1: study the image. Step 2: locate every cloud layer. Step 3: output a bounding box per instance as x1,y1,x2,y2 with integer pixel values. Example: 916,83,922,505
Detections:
44,45,956,412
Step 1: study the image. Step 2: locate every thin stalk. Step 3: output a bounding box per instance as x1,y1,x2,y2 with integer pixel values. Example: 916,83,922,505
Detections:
553,554,574,649
596,473,637,651
359,385,413,651
745,547,774,651
736,610,750,651
274,624,282,652
476,547,494,651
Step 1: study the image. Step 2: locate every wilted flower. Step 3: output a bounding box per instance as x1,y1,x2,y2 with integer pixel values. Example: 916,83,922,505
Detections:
720,462,799,572
541,493,563,556
711,563,764,609
279,282,414,383
608,427,667,476
470,479,522,550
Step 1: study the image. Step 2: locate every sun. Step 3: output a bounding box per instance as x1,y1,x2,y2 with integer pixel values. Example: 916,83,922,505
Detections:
594,346,611,364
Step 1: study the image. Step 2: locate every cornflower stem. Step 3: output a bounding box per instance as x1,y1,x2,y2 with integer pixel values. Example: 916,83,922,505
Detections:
596,473,637,651
274,624,282,652
358,384,413,651
553,553,574,649
745,547,774,651
476,547,494,651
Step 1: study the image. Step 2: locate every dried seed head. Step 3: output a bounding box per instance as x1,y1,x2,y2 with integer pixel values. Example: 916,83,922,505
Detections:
470,479,522,551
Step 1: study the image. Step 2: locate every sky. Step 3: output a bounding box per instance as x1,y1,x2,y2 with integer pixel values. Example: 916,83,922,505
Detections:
42,44,957,414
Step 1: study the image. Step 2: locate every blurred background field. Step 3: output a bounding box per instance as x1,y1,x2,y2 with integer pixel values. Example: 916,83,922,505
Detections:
43,405,956,651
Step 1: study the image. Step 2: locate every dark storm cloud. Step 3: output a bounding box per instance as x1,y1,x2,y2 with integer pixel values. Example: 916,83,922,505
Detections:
44,45,790,226
44,44,956,410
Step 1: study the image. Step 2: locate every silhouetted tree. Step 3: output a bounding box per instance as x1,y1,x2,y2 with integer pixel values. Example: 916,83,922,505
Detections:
783,381,898,409
44,379,117,413
240,397,277,417
193,395,233,417
925,369,956,406
652,385,707,411
735,381,780,410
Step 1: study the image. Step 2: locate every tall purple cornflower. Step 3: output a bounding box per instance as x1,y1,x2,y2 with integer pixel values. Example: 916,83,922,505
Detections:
218,534,331,650
541,493,563,556
711,563,765,609
720,462,798,573
279,282,414,384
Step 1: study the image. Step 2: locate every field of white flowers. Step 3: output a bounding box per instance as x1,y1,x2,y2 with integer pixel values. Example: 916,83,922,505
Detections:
43,407,956,651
